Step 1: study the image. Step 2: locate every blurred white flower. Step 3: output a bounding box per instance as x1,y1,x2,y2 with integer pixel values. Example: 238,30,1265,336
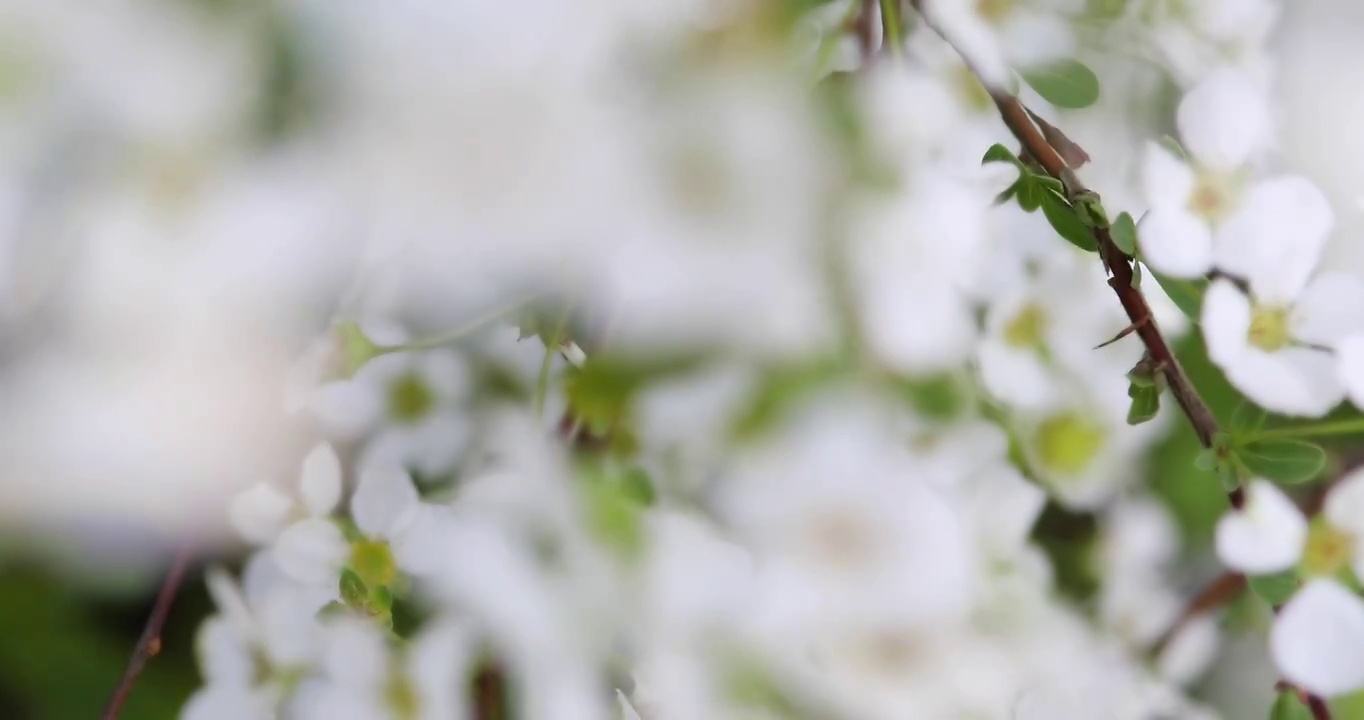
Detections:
230,442,343,546
1324,467,1364,580
1272,579,1364,697
1215,480,1307,574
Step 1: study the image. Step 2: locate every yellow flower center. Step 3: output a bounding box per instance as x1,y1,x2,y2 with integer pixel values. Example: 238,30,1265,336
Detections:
1003,304,1047,349
1302,522,1354,578
1034,413,1106,476
975,0,1015,22
1186,172,1237,224
1247,305,1290,352
349,539,398,589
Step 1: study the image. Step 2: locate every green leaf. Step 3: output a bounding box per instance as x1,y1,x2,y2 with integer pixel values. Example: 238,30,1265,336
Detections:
1151,272,1208,324
1270,691,1315,720
1021,59,1101,109
899,374,969,422
1132,260,1143,287
1111,211,1137,256
340,569,368,608
1017,177,1044,212
1237,439,1327,484
1126,383,1160,425
993,181,1020,206
1249,569,1301,607
982,143,1021,167
1039,190,1098,252
621,467,657,506
1231,400,1268,439
1159,134,1188,160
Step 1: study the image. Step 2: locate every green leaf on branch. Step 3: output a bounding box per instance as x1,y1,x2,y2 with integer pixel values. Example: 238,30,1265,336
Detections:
1249,569,1301,607
982,143,1022,167
1126,383,1160,425
1151,272,1208,324
1236,439,1327,485
1017,177,1045,212
1270,690,1315,720
1111,211,1138,256
1021,58,1101,109
1039,190,1098,252
1230,400,1268,440
339,569,369,609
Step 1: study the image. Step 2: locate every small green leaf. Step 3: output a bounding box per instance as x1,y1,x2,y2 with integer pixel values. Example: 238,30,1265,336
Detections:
1021,58,1101,109
993,181,1020,206
1159,134,1188,160
621,467,656,506
1111,211,1137,256
340,569,368,608
1039,190,1098,252
1132,260,1143,287
1237,439,1327,484
1151,272,1208,324
1126,383,1160,425
1017,177,1044,212
1249,569,1301,608
982,143,1021,167
1231,400,1268,439
1270,691,1314,720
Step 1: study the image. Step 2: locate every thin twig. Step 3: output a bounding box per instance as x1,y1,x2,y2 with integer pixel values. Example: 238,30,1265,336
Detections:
103,545,195,720
1276,681,1335,720
907,2,1238,509
1148,571,1245,658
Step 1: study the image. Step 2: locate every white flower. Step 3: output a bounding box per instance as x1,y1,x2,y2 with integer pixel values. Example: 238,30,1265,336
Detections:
1272,579,1364,697
230,442,343,545
1215,480,1306,574
1136,70,1277,279
1324,468,1364,581
915,0,1017,90
1202,271,1363,416
309,335,472,479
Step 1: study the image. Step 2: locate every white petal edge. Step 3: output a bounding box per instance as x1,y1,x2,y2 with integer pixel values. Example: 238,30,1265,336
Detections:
1291,274,1364,347
273,518,348,585
1325,468,1364,536
1214,176,1333,305
1214,480,1306,574
351,464,422,540
1201,280,1252,368
300,442,343,518
228,483,293,545
1338,335,1364,409
1177,68,1272,171
1136,207,1214,279
1140,142,1197,212
1272,579,1364,697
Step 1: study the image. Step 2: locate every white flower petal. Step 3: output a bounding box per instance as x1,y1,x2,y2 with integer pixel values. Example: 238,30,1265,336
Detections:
228,483,293,545
1203,281,1343,416
1177,69,1272,171
1325,468,1364,536
919,1,1013,90
182,686,274,720
273,518,348,585
352,464,421,539
1201,280,1253,368
300,442,343,518
1137,208,1214,279
1340,335,1364,409
1157,615,1220,686
1141,142,1197,211
1214,176,1333,304
1291,274,1364,347
1272,579,1364,697
1215,480,1306,574
320,619,388,686
195,616,255,686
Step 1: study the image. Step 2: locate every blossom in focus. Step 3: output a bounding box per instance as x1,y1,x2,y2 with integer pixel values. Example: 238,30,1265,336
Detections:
1215,480,1307,574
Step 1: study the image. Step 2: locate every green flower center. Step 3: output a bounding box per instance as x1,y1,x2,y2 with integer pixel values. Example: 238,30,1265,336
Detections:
1034,413,1106,476
975,0,1015,22
1247,305,1290,352
387,372,435,424
349,539,398,589
385,671,420,720
1003,304,1047,349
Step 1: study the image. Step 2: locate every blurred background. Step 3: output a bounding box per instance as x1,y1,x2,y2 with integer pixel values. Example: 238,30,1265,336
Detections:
3,0,1364,718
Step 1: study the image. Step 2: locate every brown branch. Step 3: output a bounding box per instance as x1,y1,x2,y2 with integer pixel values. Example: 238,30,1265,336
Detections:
1276,681,1334,720
103,545,195,720
1148,571,1245,658
908,2,1239,509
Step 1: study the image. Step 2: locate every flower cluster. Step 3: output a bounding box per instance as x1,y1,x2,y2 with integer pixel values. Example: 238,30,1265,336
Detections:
1,1,1362,719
